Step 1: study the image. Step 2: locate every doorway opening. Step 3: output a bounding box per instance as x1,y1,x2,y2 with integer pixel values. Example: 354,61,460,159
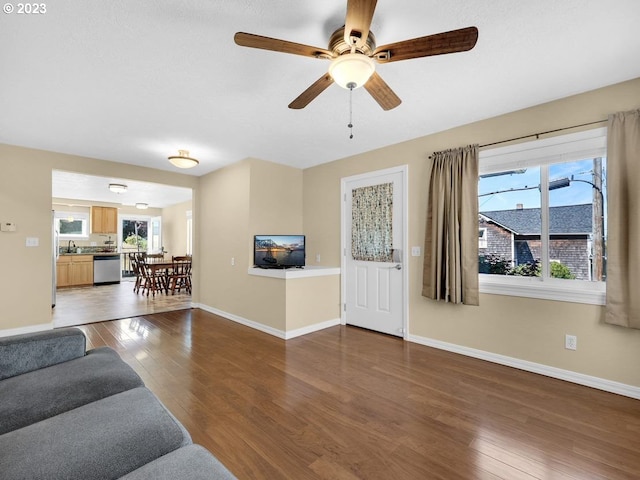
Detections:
52,170,193,328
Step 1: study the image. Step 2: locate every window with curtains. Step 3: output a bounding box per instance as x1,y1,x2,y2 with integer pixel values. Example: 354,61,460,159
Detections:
478,128,607,304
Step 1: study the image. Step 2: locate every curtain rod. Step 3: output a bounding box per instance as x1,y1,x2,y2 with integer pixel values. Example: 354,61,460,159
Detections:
479,119,607,149
428,119,607,159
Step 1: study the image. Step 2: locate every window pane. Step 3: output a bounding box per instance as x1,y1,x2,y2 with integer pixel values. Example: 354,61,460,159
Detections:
478,168,541,275
59,219,83,235
548,157,606,281
122,219,148,252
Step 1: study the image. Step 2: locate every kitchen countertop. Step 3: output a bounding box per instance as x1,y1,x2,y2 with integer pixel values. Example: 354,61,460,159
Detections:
59,252,120,256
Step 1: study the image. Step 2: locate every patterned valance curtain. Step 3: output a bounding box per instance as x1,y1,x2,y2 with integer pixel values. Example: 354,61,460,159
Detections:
422,145,479,305
605,109,640,328
352,183,393,262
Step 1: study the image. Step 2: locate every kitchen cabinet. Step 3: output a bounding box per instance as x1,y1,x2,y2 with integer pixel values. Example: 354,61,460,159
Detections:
91,206,118,234
56,255,94,287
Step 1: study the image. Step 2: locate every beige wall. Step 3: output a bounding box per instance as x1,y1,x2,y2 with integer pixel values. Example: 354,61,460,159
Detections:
197,158,303,330
0,144,197,332
285,275,341,331
162,200,192,257
303,77,640,387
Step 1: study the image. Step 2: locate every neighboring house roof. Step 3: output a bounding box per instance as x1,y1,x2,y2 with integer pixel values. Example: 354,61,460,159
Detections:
480,204,593,235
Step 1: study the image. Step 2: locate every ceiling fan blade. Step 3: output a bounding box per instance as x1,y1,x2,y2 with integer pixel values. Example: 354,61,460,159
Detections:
344,0,378,48
373,26,478,63
364,72,401,111
288,74,335,109
234,32,334,59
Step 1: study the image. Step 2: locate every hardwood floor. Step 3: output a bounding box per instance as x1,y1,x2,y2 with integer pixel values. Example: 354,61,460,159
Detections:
52,280,192,328
79,310,640,480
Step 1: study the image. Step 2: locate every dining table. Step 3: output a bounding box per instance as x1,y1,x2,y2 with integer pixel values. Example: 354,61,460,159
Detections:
146,261,174,294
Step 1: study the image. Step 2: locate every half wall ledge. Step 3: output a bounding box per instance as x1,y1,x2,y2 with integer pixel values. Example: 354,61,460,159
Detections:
247,266,341,279
247,266,341,337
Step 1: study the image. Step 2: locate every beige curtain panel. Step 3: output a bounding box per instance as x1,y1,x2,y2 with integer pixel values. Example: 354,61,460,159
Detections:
605,109,640,329
423,145,479,305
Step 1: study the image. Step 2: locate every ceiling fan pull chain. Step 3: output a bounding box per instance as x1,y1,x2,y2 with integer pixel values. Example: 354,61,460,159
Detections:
347,82,355,139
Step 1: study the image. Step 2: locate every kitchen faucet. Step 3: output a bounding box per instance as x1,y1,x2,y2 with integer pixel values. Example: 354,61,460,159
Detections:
67,240,76,253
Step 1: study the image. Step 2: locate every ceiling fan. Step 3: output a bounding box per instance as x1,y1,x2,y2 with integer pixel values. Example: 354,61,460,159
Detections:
234,0,478,111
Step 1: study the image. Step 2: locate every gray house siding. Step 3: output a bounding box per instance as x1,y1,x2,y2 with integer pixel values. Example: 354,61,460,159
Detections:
479,204,592,280
480,221,512,259
549,237,590,280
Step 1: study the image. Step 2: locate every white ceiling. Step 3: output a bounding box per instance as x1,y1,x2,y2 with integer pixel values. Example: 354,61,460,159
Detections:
52,171,192,209
2,0,640,181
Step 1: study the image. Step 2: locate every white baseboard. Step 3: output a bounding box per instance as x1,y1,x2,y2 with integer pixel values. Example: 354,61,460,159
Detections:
408,334,640,400
194,304,339,340
0,322,53,338
284,318,341,339
195,304,286,338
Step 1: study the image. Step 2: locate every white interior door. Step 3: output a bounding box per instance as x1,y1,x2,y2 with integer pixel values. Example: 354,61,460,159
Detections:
342,166,407,337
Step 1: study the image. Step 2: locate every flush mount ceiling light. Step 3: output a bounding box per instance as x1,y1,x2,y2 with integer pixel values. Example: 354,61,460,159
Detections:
168,150,199,169
135,203,149,210
328,53,375,90
109,183,127,194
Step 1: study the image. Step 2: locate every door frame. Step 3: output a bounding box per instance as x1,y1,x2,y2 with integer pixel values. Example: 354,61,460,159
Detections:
340,165,409,339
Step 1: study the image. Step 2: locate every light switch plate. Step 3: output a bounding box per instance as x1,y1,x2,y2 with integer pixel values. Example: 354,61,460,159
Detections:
411,246,421,257
26,237,39,247
1,222,16,232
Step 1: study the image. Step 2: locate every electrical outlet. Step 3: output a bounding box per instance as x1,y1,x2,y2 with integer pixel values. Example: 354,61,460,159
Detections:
316,253,321,263
565,334,577,350
231,257,235,266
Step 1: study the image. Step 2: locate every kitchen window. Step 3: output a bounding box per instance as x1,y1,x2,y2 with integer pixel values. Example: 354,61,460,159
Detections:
478,128,607,305
55,211,89,239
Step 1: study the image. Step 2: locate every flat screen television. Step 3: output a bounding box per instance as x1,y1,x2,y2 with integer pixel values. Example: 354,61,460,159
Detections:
254,235,305,269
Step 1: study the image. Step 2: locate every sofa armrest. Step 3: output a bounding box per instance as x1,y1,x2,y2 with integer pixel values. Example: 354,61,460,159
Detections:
0,328,86,380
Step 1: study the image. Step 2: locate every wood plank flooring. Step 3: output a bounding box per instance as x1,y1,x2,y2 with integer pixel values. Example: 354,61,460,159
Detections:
79,310,640,480
52,280,192,327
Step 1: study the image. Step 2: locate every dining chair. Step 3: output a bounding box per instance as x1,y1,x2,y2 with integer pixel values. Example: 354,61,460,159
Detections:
137,255,166,297
168,256,192,295
128,253,144,294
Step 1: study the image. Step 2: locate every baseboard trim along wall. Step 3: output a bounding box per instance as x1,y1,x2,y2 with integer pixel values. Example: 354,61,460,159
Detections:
0,322,53,338
409,334,640,400
284,319,342,340
194,304,340,340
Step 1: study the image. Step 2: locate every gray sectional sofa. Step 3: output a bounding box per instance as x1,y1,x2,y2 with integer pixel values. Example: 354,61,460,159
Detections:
0,328,236,480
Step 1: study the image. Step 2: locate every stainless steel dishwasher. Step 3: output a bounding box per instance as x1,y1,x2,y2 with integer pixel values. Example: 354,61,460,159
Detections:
93,255,121,285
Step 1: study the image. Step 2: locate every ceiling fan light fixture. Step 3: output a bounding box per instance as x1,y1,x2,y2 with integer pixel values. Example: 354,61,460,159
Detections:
168,150,199,169
108,183,128,194
328,53,375,89
135,203,149,210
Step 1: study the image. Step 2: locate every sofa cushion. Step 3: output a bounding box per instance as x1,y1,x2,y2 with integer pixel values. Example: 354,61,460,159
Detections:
118,445,237,480
0,327,86,380
0,387,192,480
0,346,144,435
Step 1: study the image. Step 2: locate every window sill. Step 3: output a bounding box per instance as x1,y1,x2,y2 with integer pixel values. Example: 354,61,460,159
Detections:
479,275,605,305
